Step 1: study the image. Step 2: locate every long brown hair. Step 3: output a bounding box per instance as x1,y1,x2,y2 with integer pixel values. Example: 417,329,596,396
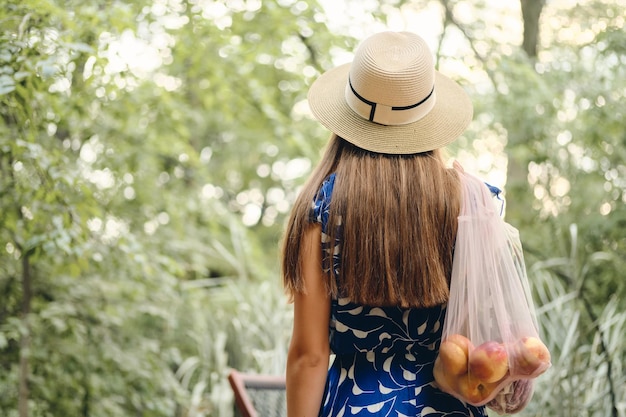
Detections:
282,134,461,308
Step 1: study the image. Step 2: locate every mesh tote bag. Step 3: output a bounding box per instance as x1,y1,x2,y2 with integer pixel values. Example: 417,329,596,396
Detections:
434,163,551,413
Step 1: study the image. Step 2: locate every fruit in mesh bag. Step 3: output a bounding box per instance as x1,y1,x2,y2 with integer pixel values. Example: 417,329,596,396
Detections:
512,336,551,376
457,373,500,405
468,341,509,383
439,334,472,375
435,360,500,406
433,356,457,394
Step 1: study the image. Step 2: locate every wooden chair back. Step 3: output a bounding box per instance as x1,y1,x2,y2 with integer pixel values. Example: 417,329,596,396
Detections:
227,370,286,417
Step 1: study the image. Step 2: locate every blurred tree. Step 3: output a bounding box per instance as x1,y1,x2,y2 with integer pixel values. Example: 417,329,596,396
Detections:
0,0,342,416
520,0,545,58
431,0,625,304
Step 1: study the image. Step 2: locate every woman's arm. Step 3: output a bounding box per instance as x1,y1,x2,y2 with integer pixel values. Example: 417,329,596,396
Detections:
286,225,331,417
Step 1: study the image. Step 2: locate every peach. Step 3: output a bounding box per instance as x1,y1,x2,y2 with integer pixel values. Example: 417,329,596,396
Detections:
512,336,550,376
523,337,550,362
439,339,469,376
468,341,509,383
433,356,457,394
457,374,499,405
447,334,473,355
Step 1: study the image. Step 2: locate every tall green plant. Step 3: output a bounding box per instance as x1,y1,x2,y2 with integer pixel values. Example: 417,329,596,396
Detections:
519,228,625,416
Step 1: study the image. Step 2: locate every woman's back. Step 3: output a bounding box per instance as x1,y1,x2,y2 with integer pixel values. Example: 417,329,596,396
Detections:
324,300,483,416
313,174,486,416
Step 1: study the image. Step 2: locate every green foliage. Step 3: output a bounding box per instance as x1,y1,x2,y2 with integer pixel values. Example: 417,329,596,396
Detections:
496,2,626,310
1,0,332,415
519,228,626,416
173,277,292,416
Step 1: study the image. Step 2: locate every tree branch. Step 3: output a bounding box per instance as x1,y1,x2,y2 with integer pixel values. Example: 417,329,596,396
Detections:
520,0,545,58
438,0,497,88
18,253,32,417
298,33,322,74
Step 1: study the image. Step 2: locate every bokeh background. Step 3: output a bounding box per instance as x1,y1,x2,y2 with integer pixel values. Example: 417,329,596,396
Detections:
1,0,624,416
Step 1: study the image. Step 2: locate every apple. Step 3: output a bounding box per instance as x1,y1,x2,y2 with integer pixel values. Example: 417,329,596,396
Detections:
457,374,498,405
512,336,551,376
468,341,509,383
439,339,469,375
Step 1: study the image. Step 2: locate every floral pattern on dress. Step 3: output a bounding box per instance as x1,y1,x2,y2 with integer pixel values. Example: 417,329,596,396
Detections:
311,174,487,417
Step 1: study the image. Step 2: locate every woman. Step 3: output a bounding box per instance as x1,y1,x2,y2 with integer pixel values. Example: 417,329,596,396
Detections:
282,31,487,417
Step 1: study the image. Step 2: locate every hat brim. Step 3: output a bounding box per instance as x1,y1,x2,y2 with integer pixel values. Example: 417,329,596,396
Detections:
307,63,473,154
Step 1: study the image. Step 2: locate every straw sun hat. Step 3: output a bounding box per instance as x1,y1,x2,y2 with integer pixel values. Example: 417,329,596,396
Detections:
307,31,473,154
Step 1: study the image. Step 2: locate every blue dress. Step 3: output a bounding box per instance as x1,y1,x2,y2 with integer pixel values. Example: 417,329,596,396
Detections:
311,174,487,417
